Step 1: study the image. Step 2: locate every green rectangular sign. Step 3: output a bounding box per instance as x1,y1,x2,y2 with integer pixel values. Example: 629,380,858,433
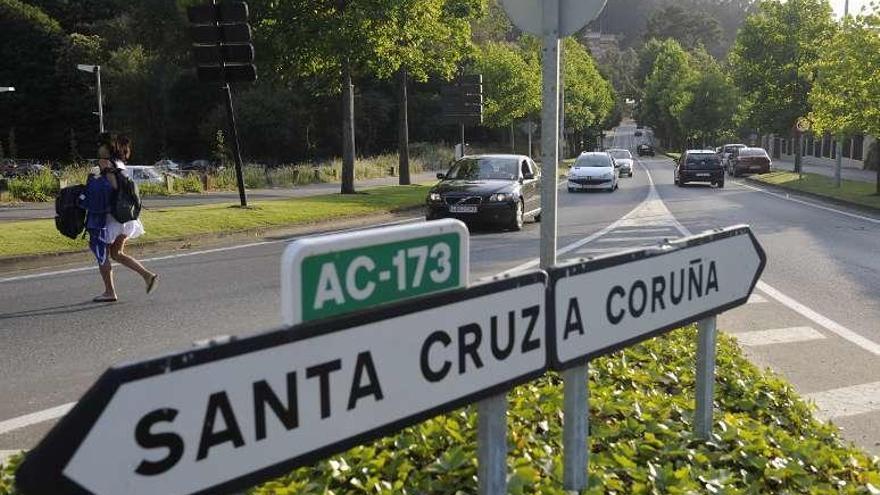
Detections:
282,220,469,326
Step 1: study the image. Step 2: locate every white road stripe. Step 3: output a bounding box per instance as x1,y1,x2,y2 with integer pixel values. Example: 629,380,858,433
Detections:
734,180,880,225
595,236,671,243
747,294,768,304
0,402,74,435
806,381,880,421
734,326,826,347
574,247,638,255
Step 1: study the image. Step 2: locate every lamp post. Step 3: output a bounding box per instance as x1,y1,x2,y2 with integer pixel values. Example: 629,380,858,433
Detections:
76,64,104,133
0,87,14,93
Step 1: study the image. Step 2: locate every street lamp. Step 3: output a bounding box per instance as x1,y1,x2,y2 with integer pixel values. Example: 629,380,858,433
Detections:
76,64,104,133
0,87,14,93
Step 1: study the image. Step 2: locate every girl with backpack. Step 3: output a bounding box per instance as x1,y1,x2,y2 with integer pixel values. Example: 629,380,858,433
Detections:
87,134,158,302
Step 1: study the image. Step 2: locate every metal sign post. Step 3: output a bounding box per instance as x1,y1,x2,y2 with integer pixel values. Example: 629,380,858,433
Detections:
694,315,718,439
499,0,608,489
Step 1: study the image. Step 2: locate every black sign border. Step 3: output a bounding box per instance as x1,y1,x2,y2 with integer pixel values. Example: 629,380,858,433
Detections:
547,225,766,371
16,271,548,495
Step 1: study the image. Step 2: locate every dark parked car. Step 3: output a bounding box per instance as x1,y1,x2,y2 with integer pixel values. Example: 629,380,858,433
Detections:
637,144,655,156
426,154,541,231
728,147,771,177
675,150,725,188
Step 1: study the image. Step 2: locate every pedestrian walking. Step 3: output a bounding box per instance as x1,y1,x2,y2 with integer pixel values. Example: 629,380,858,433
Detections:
86,133,158,302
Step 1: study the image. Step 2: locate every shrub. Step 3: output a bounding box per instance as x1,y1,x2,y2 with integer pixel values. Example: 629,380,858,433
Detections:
8,171,58,202
138,182,168,196
172,174,204,194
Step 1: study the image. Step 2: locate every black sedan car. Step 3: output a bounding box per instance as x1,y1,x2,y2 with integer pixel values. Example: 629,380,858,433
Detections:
637,144,655,156
426,154,541,231
675,150,725,188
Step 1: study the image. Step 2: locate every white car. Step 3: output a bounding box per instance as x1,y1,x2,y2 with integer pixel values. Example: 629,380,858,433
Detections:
153,159,180,171
126,165,166,185
567,152,618,193
607,149,634,177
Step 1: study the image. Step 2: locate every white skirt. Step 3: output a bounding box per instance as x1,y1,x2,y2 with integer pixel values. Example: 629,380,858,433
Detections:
103,213,145,243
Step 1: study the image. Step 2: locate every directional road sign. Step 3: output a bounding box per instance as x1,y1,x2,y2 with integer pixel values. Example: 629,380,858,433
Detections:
16,272,547,495
499,0,607,37
549,225,766,369
281,219,469,326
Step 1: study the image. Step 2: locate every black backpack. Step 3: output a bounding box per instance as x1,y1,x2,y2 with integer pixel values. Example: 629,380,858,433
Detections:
111,169,142,223
55,185,87,239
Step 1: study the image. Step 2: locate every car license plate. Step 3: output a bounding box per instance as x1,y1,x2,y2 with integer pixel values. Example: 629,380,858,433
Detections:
449,205,478,214
696,173,710,177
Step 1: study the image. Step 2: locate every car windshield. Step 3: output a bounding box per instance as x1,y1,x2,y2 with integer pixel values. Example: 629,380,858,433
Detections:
574,154,612,168
446,157,519,180
609,150,632,160
724,145,745,153
685,154,721,167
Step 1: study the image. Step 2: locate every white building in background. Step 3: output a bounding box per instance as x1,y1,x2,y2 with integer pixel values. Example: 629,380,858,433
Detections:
762,133,875,170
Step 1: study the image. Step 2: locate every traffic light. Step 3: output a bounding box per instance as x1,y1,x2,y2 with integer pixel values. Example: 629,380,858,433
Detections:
187,1,257,84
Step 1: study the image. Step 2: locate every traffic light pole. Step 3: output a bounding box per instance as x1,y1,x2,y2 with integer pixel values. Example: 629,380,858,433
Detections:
223,83,248,207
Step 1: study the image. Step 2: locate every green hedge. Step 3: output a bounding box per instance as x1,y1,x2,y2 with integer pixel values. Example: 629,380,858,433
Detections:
3,329,877,495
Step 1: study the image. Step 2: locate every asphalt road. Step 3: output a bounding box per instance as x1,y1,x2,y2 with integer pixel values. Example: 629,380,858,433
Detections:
2,122,879,458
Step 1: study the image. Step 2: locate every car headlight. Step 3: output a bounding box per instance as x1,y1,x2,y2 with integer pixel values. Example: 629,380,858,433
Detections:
428,192,442,202
489,193,512,202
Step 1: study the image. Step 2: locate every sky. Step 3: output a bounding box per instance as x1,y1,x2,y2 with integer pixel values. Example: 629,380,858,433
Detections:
830,0,871,17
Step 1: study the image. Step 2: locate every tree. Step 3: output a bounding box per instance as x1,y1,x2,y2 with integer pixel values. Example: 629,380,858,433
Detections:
562,38,614,134
376,0,481,184
473,41,541,131
730,0,834,137
638,39,693,148
679,53,739,147
645,4,723,54
259,0,403,194
809,12,880,193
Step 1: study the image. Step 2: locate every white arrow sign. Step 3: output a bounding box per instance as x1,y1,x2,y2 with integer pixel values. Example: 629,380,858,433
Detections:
550,225,766,369
16,272,548,495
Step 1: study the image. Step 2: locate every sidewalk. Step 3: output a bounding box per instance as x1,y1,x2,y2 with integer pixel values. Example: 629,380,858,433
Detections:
773,159,876,183
0,172,438,222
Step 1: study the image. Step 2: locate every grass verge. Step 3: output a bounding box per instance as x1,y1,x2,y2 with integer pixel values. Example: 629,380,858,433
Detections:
3,328,876,494
666,152,682,161
751,171,880,211
0,185,431,259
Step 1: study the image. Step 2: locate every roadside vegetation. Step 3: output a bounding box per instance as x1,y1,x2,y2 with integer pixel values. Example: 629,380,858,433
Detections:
751,171,880,210
0,185,431,258
3,328,877,494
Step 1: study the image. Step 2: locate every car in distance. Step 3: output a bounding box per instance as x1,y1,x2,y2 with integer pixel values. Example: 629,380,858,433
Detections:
637,144,655,156
608,148,634,177
126,165,168,185
719,143,746,170
426,154,541,231
634,130,643,137
728,147,772,177
675,150,725,188
568,152,618,193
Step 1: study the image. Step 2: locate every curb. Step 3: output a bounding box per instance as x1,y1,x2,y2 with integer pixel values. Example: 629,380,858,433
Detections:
743,176,880,217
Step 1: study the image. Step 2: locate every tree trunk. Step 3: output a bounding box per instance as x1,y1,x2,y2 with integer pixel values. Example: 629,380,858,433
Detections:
397,68,411,186
341,58,356,194
510,123,516,152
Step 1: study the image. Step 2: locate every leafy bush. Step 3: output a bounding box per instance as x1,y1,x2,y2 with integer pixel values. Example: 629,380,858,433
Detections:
137,182,169,196
0,452,21,495
172,174,204,194
7,171,58,202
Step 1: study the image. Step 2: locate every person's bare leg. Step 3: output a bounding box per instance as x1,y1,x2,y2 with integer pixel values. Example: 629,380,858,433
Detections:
110,236,153,279
97,260,117,300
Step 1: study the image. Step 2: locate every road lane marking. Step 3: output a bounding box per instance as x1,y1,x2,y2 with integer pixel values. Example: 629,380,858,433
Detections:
0,402,74,436
806,381,880,421
732,180,880,225
638,161,880,358
595,236,670,243
755,281,880,356
734,326,826,347
747,294,768,304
